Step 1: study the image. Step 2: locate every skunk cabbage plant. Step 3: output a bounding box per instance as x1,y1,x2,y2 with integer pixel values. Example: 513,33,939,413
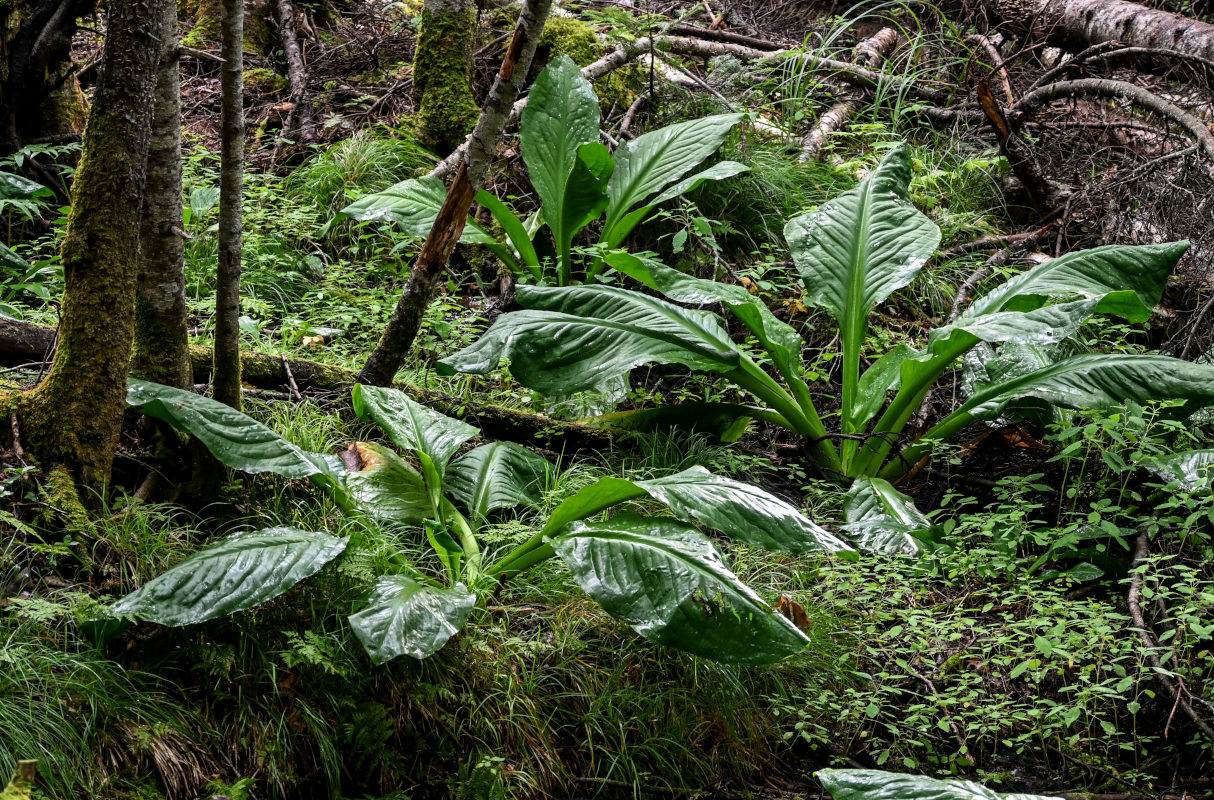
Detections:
333,56,748,285
437,144,1214,554
112,380,851,664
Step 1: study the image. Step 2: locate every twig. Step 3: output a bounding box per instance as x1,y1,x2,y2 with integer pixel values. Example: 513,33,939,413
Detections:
948,249,1009,322
10,413,24,457
666,24,784,50
1128,533,1214,743
616,90,649,139
939,221,1056,259
280,354,302,400
1013,78,1214,162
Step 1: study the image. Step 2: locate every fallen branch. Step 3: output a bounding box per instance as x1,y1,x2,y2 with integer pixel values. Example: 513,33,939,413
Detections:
273,0,315,145
1128,533,1214,743
939,221,1056,259
0,318,613,455
799,28,898,162
1012,78,1214,161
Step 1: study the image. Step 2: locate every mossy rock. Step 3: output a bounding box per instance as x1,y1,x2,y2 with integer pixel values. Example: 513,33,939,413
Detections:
180,14,220,48
536,16,643,113
0,762,36,800
178,0,274,54
243,66,288,94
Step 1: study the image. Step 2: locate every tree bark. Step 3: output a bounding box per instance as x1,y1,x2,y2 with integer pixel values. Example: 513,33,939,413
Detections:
988,0,1214,64
357,0,555,387
414,0,479,155
14,0,165,490
274,0,314,143
133,0,191,390
0,0,95,156
213,0,244,409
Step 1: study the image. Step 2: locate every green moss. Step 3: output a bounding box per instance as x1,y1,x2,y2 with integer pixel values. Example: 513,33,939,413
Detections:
413,6,479,155
537,16,643,113
243,66,288,94
179,15,219,48
37,464,92,532
0,762,35,800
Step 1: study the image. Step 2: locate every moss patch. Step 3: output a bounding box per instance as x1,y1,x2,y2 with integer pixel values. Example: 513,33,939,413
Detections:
537,16,643,113
243,67,288,94
413,6,479,155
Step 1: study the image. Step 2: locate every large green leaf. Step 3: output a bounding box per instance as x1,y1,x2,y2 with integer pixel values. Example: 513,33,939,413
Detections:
817,768,1060,800
964,241,1188,322
843,477,937,556
894,353,1214,477
602,113,746,243
446,442,553,527
476,190,540,277
349,576,476,663
0,241,32,273
437,284,742,397
520,55,600,236
599,161,751,251
0,172,50,201
554,142,614,283
110,528,347,625
127,379,346,490
341,442,433,525
551,514,810,664
785,145,940,437
335,176,500,246
607,251,804,385
353,384,478,472
541,466,852,555
1143,448,1214,492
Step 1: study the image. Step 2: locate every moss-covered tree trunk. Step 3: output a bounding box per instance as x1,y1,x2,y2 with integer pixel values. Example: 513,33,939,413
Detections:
414,0,478,155
213,0,244,409
16,0,166,490
0,0,96,155
133,0,191,389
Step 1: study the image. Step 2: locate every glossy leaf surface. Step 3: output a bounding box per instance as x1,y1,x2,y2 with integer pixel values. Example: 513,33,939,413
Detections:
349,576,475,663
437,284,741,397
341,442,432,525
552,515,809,664
446,442,553,527
353,384,478,472
127,380,344,486
844,477,936,556
818,769,1060,800
335,176,499,245
1143,448,1214,492
111,528,347,625
521,55,600,234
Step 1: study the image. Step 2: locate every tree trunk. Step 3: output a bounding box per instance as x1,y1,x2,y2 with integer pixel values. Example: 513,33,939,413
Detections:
213,0,244,409
988,0,1214,63
0,0,96,156
14,0,165,490
357,0,555,387
133,0,191,390
414,0,479,155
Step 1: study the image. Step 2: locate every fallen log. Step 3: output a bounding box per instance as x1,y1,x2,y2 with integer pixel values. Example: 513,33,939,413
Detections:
988,0,1214,67
799,28,898,162
0,318,613,454
273,0,315,144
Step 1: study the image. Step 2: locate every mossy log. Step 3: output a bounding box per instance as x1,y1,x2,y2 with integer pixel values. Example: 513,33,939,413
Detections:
0,319,613,454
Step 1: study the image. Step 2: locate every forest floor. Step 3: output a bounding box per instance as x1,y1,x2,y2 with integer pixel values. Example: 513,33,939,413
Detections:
2,1,1214,799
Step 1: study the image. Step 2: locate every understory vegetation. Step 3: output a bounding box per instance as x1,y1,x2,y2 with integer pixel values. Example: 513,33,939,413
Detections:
3,0,1214,798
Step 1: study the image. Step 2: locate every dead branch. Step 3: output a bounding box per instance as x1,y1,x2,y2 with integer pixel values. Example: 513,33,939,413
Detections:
1013,78,1214,162
273,0,315,152
1128,533,1214,743
799,28,898,162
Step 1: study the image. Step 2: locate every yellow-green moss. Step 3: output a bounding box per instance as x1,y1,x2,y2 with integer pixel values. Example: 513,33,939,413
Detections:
537,16,643,113
413,6,479,155
180,15,219,47
0,761,35,800
38,464,91,532
243,66,288,94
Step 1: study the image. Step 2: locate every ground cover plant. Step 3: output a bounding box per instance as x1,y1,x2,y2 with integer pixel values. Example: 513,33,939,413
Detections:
4,0,1214,797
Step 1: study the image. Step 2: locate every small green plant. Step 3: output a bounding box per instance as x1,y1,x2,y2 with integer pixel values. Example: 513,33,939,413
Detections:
333,56,749,285
437,144,1214,554
113,380,851,664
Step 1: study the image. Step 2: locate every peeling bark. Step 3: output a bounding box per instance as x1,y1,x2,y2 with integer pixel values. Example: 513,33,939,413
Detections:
988,0,1214,65
799,28,898,162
